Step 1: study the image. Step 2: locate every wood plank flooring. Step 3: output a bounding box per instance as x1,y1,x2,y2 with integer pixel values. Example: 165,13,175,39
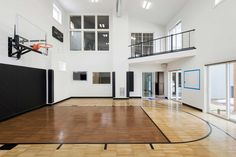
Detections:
0,98,236,157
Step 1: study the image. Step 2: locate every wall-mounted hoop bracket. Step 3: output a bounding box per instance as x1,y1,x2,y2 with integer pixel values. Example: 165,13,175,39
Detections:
8,35,45,59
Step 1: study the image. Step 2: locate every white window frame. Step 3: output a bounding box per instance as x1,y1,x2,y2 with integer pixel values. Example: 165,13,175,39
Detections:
53,4,62,24
69,14,111,53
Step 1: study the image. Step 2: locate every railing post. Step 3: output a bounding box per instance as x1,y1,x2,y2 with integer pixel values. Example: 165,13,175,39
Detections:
171,34,173,52
189,31,191,48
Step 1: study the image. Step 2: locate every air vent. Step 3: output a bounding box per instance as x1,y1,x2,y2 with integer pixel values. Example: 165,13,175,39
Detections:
120,87,125,97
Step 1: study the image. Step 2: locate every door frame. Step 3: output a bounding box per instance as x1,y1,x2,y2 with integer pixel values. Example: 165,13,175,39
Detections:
169,70,182,102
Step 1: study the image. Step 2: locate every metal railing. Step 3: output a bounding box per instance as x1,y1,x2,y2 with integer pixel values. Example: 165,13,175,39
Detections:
129,29,196,59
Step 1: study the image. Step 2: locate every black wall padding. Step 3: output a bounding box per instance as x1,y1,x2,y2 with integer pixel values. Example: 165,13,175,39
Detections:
128,72,134,92
48,69,54,104
126,71,134,98
112,72,116,98
0,63,46,121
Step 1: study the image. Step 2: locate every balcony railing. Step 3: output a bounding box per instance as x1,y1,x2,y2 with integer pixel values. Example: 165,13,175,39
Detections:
128,29,196,59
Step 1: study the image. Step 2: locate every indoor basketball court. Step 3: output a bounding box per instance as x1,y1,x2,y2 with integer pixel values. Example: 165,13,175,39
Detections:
1,0,236,157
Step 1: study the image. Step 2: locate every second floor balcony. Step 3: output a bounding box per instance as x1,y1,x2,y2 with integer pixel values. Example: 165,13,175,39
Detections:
129,29,196,59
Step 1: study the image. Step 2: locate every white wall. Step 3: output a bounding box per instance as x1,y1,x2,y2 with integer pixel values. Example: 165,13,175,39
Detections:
68,53,113,97
65,13,113,97
166,0,236,110
128,16,165,39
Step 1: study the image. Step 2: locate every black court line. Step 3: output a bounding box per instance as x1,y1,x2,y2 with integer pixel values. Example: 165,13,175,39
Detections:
140,107,171,143
141,107,213,144
0,144,17,150
169,110,213,144
104,144,108,150
149,144,154,150
56,144,63,150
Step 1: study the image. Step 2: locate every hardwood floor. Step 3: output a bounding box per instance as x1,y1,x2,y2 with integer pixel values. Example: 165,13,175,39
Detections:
0,106,169,144
0,98,236,157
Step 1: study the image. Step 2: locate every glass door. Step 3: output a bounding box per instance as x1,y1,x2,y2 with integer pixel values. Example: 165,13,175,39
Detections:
170,71,182,101
142,72,154,98
208,64,227,118
171,72,177,100
178,71,182,100
207,62,236,121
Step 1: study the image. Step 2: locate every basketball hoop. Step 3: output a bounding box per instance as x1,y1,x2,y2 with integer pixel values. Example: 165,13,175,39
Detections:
31,43,53,55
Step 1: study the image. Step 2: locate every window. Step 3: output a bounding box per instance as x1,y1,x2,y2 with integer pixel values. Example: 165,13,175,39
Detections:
84,16,95,29
84,32,95,50
143,33,153,55
97,16,109,29
98,32,109,50
53,4,62,24
70,31,82,51
131,33,153,57
73,72,87,81
70,16,81,29
69,15,110,52
93,72,111,84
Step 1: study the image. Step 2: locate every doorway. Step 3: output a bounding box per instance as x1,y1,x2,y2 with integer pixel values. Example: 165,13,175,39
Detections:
155,72,165,97
142,72,154,98
170,70,182,101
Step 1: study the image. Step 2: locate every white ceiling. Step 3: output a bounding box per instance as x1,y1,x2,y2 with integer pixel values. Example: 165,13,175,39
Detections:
127,0,189,25
58,0,189,25
58,0,114,14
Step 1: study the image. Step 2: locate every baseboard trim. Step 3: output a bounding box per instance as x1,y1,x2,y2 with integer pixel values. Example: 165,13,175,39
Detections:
49,97,71,106
71,97,113,99
182,103,203,112
129,97,142,99
113,98,129,100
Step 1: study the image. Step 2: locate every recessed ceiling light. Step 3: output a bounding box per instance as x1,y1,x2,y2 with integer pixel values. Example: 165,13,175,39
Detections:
91,0,99,3
142,0,151,10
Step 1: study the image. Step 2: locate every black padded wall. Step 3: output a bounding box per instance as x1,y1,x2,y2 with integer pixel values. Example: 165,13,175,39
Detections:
112,72,116,98
48,69,54,104
0,63,46,121
126,71,134,98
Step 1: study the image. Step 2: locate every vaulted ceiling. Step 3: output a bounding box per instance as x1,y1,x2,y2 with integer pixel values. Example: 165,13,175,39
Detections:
58,0,189,25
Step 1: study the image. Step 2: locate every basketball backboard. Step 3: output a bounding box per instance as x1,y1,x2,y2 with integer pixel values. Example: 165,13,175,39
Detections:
15,15,48,55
